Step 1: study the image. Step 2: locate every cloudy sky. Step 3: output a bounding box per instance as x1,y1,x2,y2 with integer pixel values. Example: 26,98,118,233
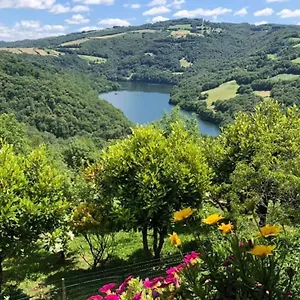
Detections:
1,0,300,41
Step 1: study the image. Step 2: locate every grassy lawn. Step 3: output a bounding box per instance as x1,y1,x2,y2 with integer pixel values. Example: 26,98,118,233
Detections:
180,57,192,68
168,24,192,30
78,55,107,63
254,90,271,98
269,74,300,82
203,80,239,109
289,37,300,43
292,57,300,64
3,231,194,299
267,54,277,60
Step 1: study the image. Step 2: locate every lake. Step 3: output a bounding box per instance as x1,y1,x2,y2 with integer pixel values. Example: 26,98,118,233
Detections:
100,81,220,136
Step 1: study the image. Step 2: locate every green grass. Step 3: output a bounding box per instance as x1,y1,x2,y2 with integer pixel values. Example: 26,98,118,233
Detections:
291,57,300,64
180,57,192,68
168,24,192,30
3,231,194,299
289,37,300,43
203,80,239,109
78,55,107,63
293,43,300,48
269,74,300,82
267,54,277,61
254,90,271,98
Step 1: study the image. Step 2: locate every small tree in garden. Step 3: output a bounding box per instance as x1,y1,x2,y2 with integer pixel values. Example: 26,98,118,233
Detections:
0,143,70,293
72,202,116,269
205,100,300,225
93,121,212,258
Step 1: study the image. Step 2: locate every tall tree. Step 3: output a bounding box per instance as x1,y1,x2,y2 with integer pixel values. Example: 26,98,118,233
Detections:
0,144,70,292
94,121,211,258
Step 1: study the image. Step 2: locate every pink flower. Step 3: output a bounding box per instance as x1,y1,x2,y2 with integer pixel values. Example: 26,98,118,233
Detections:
132,292,142,300
143,277,164,289
166,265,182,276
87,296,103,300
116,275,133,294
183,251,199,265
165,275,180,288
105,295,120,300
99,283,116,294
238,242,244,248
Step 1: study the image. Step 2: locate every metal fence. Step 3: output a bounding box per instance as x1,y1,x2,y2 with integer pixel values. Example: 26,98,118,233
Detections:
8,253,182,300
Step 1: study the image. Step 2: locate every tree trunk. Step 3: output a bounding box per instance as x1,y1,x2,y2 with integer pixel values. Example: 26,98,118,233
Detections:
257,197,268,227
142,225,150,255
0,255,3,297
153,227,165,259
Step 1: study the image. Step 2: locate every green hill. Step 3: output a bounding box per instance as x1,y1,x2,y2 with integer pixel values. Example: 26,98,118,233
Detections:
2,19,300,126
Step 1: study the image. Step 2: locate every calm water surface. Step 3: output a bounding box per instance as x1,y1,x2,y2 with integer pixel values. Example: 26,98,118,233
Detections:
100,81,220,136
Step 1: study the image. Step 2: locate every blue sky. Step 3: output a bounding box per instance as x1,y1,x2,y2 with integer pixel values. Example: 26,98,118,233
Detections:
1,0,300,41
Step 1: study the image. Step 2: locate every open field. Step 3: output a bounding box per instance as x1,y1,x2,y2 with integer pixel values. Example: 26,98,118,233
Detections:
289,37,300,43
203,80,239,108
171,30,191,38
78,55,107,63
0,47,58,56
269,74,300,82
267,54,277,60
180,57,192,68
61,38,90,47
254,90,271,98
292,57,300,64
168,24,192,30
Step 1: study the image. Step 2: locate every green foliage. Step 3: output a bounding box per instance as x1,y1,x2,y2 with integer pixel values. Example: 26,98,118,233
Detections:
0,142,71,291
95,121,211,257
0,52,131,140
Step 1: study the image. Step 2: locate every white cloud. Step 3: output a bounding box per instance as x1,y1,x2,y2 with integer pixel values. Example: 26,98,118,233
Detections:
152,16,169,22
148,0,166,7
73,0,113,5
65,14,89,24
234,7,248,17
0,21,66,41
50,4,70,13
124,3,140,9
255,21,268,26
16,20,41,29
254,8,274,17
72,5,89,12
173,7,232,19
167,0,185,9
49,4,90,13
0,0,55,9
79,26,103,31
98,18,130,27
143,6,170,16
277,9,300,18
266,0,288,3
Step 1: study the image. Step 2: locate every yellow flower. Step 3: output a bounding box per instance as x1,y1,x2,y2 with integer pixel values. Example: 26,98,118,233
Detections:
218,222,233,235
169,232,181,247
173,207,194,222
249,245,276,257
202,214,224,225
259,224,280,238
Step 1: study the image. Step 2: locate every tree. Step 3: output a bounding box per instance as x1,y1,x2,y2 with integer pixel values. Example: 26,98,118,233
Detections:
94,121,212,258
205,100,300,225
0,144,70,293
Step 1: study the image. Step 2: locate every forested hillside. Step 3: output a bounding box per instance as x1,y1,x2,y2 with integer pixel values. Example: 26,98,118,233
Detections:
2,18,300,125
0,52,131,143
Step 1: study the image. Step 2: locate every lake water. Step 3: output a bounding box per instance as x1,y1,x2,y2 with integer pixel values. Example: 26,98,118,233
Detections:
100,81,220,136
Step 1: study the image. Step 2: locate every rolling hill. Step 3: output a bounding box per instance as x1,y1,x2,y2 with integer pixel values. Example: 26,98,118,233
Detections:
2,18,300,126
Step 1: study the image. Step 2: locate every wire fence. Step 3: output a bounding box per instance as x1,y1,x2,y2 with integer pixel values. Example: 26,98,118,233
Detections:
7,253,182,300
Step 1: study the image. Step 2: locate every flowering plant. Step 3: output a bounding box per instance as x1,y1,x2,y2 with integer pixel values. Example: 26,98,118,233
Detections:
88,208,297,299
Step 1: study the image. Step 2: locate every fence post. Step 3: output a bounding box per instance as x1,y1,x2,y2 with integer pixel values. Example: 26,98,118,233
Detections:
62,278,66,300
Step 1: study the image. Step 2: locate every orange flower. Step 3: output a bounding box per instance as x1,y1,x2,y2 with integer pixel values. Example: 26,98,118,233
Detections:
169,232,181,247
173,207,194,222
259,224,280,238
202,214,224,225
218,222,233,235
